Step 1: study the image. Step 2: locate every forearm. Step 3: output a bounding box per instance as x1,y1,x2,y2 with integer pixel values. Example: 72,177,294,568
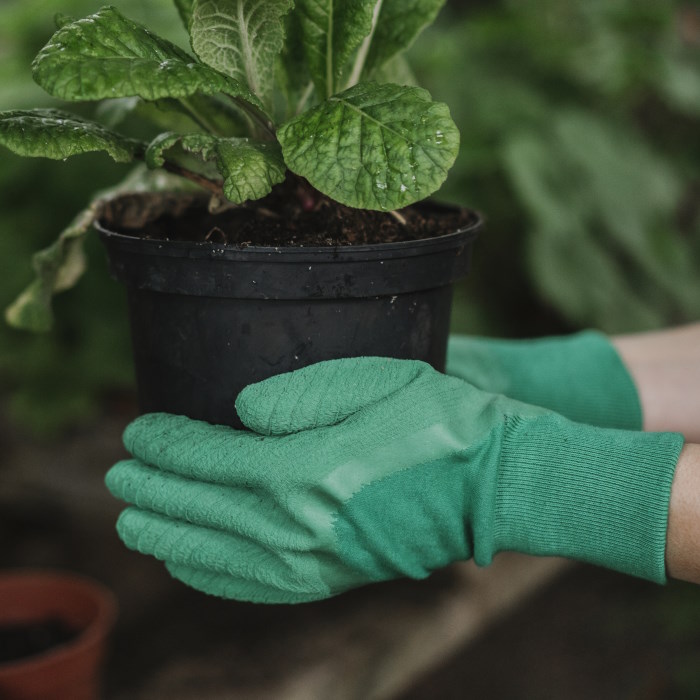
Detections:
613,323,700,442
666,443,700,584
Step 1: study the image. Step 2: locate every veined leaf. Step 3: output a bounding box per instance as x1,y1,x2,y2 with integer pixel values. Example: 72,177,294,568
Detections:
216,138,286,203
32,7,264,111
173,0,195,30
146,132,285,203
5,167,197,332
278,82,458,210
363,0,446,78
145,131,219,168
0,109,143,163
191,0,294,108
296,0,377,98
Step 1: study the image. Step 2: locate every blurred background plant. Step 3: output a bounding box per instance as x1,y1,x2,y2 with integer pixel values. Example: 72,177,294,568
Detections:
0,0,187,436
422,0,700,336
1,0,698,436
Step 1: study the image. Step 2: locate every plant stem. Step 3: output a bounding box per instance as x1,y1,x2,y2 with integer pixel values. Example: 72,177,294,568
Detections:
179,98,221,135
347,0,383,88
161,161,224,198
296,81,315,115
388,209,407,225
326,2,334,97
229,96,276,140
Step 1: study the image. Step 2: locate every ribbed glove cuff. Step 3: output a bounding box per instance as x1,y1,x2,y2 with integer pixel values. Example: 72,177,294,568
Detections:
484,414,684,582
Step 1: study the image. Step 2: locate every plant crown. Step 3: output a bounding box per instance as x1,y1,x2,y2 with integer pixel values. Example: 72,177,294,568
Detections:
0,0,457,330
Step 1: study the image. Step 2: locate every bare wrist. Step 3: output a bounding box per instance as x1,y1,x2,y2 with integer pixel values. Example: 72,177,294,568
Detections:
666,443,700,584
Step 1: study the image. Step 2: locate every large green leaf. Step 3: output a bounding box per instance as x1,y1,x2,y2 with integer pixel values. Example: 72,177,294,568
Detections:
363,0,445,78
296,0,376,98
146,132,285,203
278,82,459,210
0,109,143,162
190,0,293,108
32,6,263,110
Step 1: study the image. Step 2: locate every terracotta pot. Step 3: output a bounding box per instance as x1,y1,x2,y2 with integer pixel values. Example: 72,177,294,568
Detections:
0,570,117,700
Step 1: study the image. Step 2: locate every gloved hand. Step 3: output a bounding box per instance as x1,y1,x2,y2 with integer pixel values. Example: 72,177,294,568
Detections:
106,358,683,604
447,331,641,430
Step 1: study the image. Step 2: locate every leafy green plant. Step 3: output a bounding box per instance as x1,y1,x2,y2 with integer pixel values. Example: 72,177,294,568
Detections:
0,1,457,331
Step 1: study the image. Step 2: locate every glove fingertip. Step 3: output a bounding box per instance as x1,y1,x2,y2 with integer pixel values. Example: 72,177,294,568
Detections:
236,357,430,436
235,371,295,436
104,459,132,498
122,412,174,452
114,507,139,550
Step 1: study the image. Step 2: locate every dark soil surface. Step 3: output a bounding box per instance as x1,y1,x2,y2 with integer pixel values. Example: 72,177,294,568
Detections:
0,619,79,664
101,180,474,248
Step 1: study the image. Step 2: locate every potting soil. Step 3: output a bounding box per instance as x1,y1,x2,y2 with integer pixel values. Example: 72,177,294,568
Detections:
106,180,472,248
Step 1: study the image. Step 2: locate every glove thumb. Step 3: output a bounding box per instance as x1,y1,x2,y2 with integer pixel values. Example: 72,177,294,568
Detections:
236,357,428,436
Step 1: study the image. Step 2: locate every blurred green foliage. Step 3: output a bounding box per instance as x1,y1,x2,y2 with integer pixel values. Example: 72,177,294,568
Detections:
1,0,698,434
417,0,700,335
657,579,700,697
0,0,187,436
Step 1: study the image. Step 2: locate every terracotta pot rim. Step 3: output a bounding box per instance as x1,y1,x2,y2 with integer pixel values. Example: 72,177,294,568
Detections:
0,569,117,677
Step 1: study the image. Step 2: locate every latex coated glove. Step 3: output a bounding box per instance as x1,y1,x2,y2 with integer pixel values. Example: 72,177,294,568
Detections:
447,331,641,430
106,358,683,604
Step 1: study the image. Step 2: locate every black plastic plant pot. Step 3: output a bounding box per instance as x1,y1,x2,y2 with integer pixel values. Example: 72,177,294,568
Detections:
97,199,481,429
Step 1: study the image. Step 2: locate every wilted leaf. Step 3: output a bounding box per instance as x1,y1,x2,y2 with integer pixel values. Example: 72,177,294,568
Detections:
5,208,93,332
5,167,197,332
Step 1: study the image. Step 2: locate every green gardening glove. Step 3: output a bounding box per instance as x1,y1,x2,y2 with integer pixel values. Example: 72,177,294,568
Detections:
447,331,642,430
106,358,683,604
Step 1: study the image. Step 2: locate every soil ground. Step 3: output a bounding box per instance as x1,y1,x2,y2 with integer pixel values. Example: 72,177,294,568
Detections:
401,566,700,700
99,184,474,247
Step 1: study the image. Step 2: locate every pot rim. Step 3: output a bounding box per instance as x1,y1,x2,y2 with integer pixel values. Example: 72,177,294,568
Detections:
95,201,482,261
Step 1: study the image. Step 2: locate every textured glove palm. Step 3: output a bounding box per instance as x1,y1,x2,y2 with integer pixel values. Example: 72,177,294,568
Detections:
106,358,682,604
